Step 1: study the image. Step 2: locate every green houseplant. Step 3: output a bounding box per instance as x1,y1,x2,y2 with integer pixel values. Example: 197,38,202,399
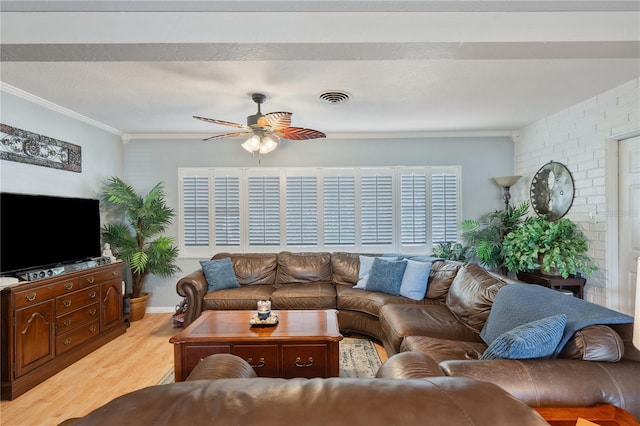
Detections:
101,177,180,319
461,201,530,271
501,217,596,279
432,242,468,262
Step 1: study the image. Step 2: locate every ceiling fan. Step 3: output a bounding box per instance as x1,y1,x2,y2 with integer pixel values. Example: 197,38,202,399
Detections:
194,93,326,155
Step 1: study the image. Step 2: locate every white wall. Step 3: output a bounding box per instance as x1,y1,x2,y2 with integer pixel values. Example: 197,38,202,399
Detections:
513,78,640,308
0,90,124,198
125,134,516,310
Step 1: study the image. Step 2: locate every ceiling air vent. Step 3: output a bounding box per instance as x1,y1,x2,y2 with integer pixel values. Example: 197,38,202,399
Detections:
318,91,350,105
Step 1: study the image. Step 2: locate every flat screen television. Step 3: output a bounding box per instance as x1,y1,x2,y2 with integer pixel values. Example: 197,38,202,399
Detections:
0,192,102,276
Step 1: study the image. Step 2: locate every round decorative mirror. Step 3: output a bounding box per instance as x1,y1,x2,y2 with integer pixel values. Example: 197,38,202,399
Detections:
530,161,574,221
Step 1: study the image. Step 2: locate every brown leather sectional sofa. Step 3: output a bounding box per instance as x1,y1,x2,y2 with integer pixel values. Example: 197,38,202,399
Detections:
176,251,640,419
61,354,551,426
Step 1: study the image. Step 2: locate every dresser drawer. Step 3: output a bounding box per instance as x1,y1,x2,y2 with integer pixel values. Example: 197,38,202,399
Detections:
56,302,99,334
56,319,100,355
78,267,121,288
233,345,279,377
14,279,79,309
282,344,328,378
56,286,99,315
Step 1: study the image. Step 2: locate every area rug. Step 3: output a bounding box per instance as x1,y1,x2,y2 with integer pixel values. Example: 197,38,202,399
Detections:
157,338,381,385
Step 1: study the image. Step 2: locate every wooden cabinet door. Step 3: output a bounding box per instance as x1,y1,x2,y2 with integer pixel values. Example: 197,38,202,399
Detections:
15,300,55,378
281,344,328,378
100,280,123,331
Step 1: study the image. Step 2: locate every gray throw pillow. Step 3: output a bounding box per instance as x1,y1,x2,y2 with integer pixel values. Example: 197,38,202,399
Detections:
200,258,240,293
365,257,407,296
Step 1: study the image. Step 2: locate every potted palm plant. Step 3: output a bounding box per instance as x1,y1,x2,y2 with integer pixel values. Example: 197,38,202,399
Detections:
461,201,530,272
101,177,180,321
501,217,596,279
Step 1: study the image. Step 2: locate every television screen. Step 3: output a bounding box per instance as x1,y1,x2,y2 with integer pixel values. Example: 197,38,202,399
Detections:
0,192,101,275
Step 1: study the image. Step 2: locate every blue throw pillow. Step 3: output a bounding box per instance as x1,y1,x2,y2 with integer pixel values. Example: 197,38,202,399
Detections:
365,257,407,296
480,314,567,360
399,259,432,300
200,258,240,293
354,255,398,289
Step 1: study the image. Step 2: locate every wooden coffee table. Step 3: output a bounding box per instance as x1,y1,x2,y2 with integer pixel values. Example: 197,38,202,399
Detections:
170,309,343,381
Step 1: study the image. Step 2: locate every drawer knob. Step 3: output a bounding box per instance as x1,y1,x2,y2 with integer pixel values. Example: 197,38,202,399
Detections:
62,300,72,308
63,319,72,327
88,291,97,298
87,277,95,284
64,282,74,290
89,308,97,316
295,357,314,368
247,357,265,368
89,325,97,333
25,293,36,302
112,271,118,276
63,338,72,346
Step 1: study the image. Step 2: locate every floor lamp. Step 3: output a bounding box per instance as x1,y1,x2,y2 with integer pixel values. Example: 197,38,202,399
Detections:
492,176,522,210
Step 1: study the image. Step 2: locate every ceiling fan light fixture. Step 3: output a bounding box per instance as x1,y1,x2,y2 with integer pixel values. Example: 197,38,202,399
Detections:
242,135,261,153
259,135,280,154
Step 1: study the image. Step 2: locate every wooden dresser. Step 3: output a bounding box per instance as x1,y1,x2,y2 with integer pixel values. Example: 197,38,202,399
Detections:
1,262,127,400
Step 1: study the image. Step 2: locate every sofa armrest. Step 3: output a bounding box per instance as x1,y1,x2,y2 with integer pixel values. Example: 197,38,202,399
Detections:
176,269,208,327
376,351,445,378
439,359,640,420
186,354,257,381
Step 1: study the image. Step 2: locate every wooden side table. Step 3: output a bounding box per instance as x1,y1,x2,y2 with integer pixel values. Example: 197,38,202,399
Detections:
517,270,586,299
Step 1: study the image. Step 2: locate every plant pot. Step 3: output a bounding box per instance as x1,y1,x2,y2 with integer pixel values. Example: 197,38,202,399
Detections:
129,293,150,322
537,254,561,277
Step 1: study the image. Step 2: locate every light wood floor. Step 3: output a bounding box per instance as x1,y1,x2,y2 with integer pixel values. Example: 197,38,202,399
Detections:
1,313,388,426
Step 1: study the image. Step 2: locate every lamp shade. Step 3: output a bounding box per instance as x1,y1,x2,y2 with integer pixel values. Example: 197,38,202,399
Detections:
493,176,522,188
634,256,640,350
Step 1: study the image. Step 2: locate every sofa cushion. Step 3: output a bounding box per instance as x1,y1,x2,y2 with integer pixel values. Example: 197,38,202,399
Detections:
365,258,407,296
270,283,337,309
399,259,432,300
400,336,487,364
275,252,332,286
380,304,483,354
203,285,276,310
446,263,508,333
200,258,240,292
425,261,463,301
480,314,567,360
212,253,278,285
336,286,433,318
559,325,625,362
331,252,362,286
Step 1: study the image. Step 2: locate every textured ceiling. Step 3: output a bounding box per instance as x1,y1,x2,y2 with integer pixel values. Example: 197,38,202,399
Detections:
1,1,639,138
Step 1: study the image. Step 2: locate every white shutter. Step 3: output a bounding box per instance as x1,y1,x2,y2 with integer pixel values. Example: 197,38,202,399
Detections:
323,175,355,245
286,175,318,246
214,175,240,246
182,175,210,247
431,172,459,244
360,173,393,245
248,175,281,246
400,173,427,245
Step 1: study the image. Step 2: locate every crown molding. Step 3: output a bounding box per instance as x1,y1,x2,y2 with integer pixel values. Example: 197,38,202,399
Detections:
1,82,124,137
123,130,515,141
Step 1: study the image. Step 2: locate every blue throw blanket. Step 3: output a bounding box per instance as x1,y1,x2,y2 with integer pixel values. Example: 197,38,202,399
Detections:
480,283,633,357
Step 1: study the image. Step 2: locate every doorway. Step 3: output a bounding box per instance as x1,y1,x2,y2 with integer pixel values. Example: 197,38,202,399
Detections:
618,136,640,316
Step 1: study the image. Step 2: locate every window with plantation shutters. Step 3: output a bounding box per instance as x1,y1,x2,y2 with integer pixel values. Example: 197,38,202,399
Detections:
248,175,281,246
431,173,459,244
400,173,427,245
323,175,356,245
360,174,393,245
182,175,210,247
178,166,460,256
214,175,240,246
286,176,318,245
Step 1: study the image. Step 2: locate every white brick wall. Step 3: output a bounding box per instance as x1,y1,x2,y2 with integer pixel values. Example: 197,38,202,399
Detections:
513,78,640,308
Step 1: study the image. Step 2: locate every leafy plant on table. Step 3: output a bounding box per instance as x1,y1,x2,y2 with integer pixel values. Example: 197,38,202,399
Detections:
501,217,597,279
461,201,531,271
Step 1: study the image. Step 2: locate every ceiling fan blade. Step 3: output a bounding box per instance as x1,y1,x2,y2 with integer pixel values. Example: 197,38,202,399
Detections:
257,112,292,131
276,127,327,141
194,116,250,130
203,131,251,141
